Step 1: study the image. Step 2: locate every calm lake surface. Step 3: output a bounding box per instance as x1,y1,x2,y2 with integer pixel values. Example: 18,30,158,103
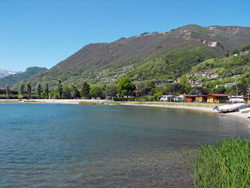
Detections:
1,104,250,187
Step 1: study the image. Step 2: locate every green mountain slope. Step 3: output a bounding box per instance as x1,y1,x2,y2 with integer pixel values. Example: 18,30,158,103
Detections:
0,67,48,88
14,25,250,90
187,43,250,93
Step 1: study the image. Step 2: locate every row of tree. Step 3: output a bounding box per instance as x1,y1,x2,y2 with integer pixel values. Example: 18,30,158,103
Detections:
3,75,250,100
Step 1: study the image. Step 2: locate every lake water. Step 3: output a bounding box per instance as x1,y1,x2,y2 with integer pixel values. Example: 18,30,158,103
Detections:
1,104,250,187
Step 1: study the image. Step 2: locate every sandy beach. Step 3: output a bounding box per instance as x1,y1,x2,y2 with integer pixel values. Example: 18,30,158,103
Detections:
1,99,249,124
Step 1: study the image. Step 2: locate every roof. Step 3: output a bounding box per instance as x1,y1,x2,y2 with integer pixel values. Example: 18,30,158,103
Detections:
206,94,229,97
243,94,250,98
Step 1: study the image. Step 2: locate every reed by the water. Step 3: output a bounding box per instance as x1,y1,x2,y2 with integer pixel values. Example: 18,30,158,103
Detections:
193,137,250,187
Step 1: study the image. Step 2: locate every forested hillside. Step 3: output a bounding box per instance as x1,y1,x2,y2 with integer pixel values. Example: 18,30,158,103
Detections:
11,25,250,90
0,67,47,88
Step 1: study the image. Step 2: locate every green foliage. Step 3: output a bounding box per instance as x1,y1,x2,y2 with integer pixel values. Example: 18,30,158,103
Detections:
89,85,104,99
231,43,250,54
62,84,72,99
118,77,136,97
0,67,47,88
193,137,250,188
179,74,191,94
44,83,49,99
5,84,10,99
212,86,226,94
41,91,47,99
49,91,60,99
80,81,90,98
146,81,155,88
26,82,31,99
226,84,248,95
19,81,25,95
71,85,80,99
56,80,62,99
105,84,118,98
153,91,163,101
164,48,217,79
165,83,185,95
36,82,42,99
190,86,210,95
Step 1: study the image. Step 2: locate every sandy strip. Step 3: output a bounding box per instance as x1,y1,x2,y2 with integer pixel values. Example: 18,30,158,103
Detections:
122,103,250,124
1,99,249,123
0,99,109,104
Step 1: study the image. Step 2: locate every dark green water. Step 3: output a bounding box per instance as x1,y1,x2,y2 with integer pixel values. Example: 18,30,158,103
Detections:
0,104,249,187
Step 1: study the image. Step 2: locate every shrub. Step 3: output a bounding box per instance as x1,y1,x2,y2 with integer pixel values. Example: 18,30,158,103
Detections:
193,137,250,188
113,97,127,101
18,95,23,99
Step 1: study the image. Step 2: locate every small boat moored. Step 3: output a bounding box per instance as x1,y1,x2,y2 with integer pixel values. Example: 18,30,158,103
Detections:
214,103,243,113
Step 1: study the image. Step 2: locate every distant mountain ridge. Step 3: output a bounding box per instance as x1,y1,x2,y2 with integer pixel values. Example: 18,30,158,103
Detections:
13,25,250,89
0,67,48,88
0,69,20,78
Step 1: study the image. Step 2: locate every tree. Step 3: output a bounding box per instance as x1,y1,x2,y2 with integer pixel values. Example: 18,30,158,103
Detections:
89,85,103,99
165,83,185,95
56,80,62,99
41,92,47,99
49,91,60,99
146,81,155,88
212,86,226,94
19,81,24,95
71,85,80,99
62,84,72,99
80,81,90,98
26,83,31,99
44,83,49,99
179,74,191,94
190,86,210,95
118,77,136,97
6,84,10,99
36,83,42,99
105,84,118,99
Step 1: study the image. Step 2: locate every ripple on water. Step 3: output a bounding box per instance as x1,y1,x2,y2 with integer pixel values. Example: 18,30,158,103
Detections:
0,104,249,187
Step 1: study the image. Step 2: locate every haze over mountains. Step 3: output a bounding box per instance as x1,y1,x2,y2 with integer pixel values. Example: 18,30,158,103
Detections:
6,24,250,90
0,67,47,88
0,69,21,79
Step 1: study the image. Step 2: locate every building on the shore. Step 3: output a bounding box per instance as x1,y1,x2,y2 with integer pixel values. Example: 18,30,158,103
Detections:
206,94,229,103
184,95,196,102
243,94,250,104
183,95,207,102
195,95,207,102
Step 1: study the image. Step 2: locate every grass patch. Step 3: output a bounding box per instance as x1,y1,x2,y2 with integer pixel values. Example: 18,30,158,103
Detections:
125,101,220,108
79,101,121,105
193,137,250,187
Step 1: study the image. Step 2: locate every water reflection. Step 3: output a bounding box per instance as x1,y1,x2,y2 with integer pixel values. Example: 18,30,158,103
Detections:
0,104,249,187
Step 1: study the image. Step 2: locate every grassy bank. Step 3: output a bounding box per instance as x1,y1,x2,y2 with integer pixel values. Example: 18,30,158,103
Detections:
193,137,250,187
125,101,220,108
79,101,121,105
79,100,220,108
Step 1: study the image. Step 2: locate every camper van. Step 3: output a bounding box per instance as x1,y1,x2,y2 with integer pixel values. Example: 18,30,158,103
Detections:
228,96,244,103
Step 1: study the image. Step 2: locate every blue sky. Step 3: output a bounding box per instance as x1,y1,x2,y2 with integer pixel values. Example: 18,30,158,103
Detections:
0,0,250,72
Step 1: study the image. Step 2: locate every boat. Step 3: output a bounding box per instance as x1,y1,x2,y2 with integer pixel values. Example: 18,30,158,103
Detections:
214,103,243,113
240,108,250,113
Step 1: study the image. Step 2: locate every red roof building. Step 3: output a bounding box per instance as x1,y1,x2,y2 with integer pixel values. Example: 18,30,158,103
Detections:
206,94,229,103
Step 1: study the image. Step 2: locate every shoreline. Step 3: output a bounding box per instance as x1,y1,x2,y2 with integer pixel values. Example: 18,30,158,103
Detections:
1,99,249,123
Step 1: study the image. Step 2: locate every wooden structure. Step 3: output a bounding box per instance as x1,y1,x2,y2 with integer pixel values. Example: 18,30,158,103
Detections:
184,95,196,102
195,95,207,102
206,94,229,103
243,94,250,104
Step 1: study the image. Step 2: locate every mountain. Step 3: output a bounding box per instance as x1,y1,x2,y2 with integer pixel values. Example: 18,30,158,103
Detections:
187,43,250,93
0,67,48,88
0,69,20,78
14,25,250,90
